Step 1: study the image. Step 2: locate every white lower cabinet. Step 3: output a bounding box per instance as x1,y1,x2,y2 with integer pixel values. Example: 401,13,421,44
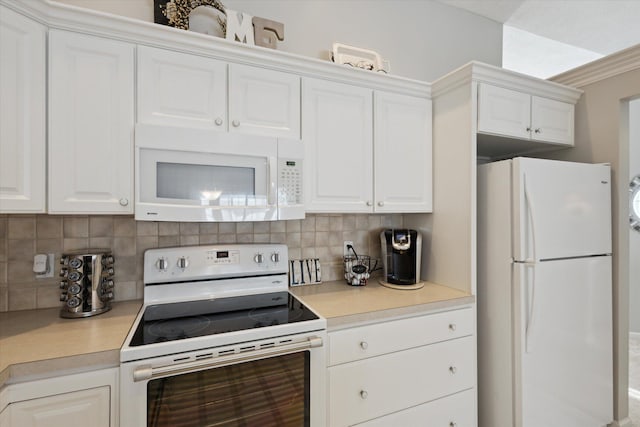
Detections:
327,307,476,426
0,368,118,427
354,388,475,427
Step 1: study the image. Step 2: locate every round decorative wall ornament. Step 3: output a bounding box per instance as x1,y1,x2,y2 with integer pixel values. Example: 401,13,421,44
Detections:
630,175,640,232
160,0,226,34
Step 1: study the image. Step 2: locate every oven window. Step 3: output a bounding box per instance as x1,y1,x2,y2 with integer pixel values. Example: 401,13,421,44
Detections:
147,351,310,427
156,162,255,204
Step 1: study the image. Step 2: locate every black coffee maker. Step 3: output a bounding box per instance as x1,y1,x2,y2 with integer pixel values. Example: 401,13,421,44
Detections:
380,229,422,287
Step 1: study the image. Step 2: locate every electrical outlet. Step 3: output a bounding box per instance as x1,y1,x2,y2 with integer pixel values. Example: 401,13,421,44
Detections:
343,241,354,257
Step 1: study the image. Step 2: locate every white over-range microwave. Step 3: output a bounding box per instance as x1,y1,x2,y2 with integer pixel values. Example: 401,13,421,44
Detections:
135,124,304,222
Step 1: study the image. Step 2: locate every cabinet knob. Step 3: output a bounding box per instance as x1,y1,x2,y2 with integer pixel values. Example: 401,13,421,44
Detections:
377,201,384,207
450,423,458,427
526,126,532,132
449,366,457,374
232,120,240,127
534,128,542,134
366,201,373,206
360,341,368,350
449,323,457,331
119,198,129,206
360,390,368,399
215,117,223,126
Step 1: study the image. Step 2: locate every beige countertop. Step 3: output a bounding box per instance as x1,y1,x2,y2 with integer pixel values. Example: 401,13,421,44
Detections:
0,300,141,387
0,281,472,387
290,280,474,329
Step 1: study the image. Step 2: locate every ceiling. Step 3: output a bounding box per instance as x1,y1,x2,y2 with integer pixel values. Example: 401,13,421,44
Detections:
440,0,640,56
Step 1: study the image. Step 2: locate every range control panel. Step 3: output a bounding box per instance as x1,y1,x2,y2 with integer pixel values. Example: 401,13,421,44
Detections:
144,244,288,284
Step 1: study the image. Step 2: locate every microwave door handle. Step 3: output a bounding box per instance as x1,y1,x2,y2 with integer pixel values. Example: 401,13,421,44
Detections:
268,156,277,206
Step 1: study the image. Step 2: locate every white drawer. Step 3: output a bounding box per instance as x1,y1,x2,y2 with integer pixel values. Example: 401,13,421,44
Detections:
328,336,475,426
329,307,474,366
354,388,476,427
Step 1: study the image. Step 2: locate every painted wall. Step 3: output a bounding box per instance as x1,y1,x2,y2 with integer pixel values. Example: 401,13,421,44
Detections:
549,66,640,426
630,99,640,334
53,0,503,81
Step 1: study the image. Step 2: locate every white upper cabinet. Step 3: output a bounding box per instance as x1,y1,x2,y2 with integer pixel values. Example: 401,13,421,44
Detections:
530,95,575,144
303,78,373,213
478,83,574,146
0,5,46,213
137,47,300,138
304,79,432,214
48,30,135,214
137,45,227,129
374,92,432,213
229,64,301,139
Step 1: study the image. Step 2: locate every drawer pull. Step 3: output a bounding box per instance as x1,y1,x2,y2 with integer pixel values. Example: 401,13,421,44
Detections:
449,323,457,331
360,341,368,350
449,366,457,374
360,390,368,399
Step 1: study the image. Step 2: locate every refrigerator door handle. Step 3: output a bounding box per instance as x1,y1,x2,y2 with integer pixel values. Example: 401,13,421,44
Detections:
523,174,538,263
524,264,536,354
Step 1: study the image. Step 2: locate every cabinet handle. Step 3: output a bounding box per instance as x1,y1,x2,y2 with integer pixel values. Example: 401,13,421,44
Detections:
360,390,368,399
534,128,542,134
232,120,240,127
450,422,457,427
360,341,368,350
377,201,384,207
366,201,373,206
215,117,223,126
449,323,457,332
119,198,129,206
449,366,457,374
526,126,532,132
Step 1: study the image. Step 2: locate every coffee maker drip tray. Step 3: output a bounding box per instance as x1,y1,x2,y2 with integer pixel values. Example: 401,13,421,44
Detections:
378,280,425,290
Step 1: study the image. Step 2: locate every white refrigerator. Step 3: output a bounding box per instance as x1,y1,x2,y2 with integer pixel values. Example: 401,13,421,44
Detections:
477,157,613,427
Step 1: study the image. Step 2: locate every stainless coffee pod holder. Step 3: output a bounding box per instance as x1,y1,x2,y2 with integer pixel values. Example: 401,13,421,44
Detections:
59,249,115,318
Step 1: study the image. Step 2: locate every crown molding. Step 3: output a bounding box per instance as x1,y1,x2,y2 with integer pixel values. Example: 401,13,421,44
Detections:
432,61,582,103
0,0,430,97
550,44,640,88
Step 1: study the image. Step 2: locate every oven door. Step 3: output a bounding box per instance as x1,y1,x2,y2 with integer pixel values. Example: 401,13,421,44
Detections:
135,124,278,222
120,331,326,427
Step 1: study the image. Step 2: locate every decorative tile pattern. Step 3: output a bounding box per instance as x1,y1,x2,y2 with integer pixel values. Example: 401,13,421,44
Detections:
0,213,404,312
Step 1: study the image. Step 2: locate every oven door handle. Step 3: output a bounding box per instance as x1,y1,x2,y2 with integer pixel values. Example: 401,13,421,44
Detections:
133,335,323,382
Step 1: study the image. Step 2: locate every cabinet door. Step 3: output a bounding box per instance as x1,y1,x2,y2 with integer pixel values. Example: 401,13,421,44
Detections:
531,95,574,145
303,78,373,212
5,387,110,427
374,92,432,212
48,30,134,213
229,64,300,139
137,45,227,129
0,6,46,213
477,83,531,140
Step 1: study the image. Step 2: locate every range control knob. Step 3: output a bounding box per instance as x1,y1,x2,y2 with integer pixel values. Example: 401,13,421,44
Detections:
59,268,68,278
156,257,169,271
271,252,280,263
177,257,189,269
254,253,264,264
59,281,67,290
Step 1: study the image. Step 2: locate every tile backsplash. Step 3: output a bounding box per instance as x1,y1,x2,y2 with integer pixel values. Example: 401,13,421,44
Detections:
0,213,403,312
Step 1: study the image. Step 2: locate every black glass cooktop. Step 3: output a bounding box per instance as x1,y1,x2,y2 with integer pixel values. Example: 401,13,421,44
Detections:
129,292,319,346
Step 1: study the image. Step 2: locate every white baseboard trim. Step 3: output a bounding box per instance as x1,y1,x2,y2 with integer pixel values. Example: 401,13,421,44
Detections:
609,417,634,427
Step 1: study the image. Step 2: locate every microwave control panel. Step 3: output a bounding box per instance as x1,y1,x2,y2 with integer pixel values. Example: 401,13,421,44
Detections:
278,158,303,205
